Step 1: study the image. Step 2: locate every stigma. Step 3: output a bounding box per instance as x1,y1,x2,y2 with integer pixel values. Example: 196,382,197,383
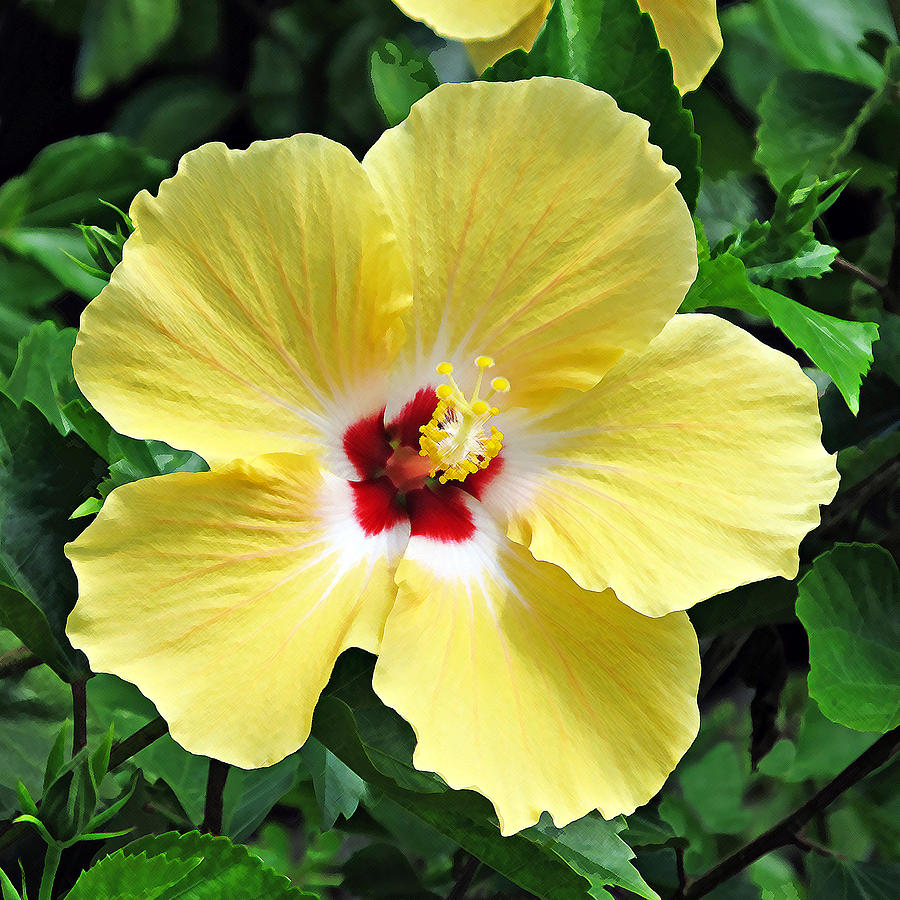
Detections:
419,356,509,484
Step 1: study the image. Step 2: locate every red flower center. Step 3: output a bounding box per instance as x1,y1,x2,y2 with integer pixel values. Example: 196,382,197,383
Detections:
342,388,503,543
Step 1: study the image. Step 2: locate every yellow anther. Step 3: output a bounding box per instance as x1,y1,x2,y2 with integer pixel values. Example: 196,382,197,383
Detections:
420,354,510,484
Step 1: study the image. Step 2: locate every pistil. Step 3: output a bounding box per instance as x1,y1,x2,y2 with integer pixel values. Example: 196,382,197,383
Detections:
419,357,509,484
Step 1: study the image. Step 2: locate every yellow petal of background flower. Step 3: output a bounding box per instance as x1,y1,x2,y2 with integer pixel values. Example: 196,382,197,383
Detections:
66,456,405,768
74,137,411,467
465,1,551,74
394,0,720,90
492,314,839,617
374,522,699,835
391,0,544,40
363,78,696,402
639,0,723,93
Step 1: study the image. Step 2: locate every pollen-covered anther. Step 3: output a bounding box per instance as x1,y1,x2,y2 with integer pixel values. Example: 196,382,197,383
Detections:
418,357,508,484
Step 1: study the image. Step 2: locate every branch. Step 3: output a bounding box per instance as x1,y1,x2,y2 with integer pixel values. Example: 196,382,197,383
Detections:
0,646,40,678
678,726,899,899
888,163,900,314
815,459,900,539
200,759,230,835
72,679,88,756
109,716,168,769
447,854,481,900
833,257,896,308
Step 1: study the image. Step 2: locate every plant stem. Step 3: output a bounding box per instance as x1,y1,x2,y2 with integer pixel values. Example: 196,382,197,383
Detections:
888,163,900,314
201,760,230,835
675,843,688,895
447,854,481,900
71,679,88,756
0,646,40,679
815,460,900,539
678,727,899,898
832,257,895,308
109,716,168,769
38,844,61,900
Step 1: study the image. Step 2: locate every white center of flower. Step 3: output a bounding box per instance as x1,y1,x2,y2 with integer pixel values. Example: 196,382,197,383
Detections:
419,356,510,484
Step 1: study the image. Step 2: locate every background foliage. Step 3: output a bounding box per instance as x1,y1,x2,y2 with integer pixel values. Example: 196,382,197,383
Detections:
0,0,898,897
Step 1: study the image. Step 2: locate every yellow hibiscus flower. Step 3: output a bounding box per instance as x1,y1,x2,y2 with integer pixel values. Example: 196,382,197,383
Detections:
65,78,837,836
391,0,723,92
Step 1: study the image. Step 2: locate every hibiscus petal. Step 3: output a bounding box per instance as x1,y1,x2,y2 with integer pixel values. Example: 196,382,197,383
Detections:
75,137,411,467
639,0,722,93
373,513,699,835
66,456,407,768
487,313,839,617
465,1,552,73
390,0,544,40
363,78,696,403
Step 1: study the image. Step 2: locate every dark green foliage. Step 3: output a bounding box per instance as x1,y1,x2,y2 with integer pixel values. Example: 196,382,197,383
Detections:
797,544,900,732
70,830,311,898
370,38,439,126
0,1,898,898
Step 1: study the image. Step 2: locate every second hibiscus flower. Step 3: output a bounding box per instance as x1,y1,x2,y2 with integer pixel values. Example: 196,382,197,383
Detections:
66,78,838,836
390,0,723,91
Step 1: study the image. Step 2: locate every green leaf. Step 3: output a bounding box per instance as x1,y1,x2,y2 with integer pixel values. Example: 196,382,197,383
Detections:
693,580,797,638
837,429,900,492
483,0,700,211
0,867,23,900
759,696,878,783
112,77,238,160
621,809,680,849
70,497,103,519
313,662,657,900
341,843,440,899
718,2,791,112
0,581,78,679
744,237,838,283
76,0,180,99
797,544,900,733
756,72,877,189
3,323,81,437
0,630,72,819
695,174,763,247
751,285,878,415
0,251,66,374
2,229,106,299
1,134,169,229
758,0,893,88
808,856,900,899
678,743,752,835
2,321,207,513
0,252,63,310
64,849,202,900
683,253,879,414
370,38,439,127
301,736,367,829
221,755,301,842
120,831,311,898
717,173,853,284
0,397,96,679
